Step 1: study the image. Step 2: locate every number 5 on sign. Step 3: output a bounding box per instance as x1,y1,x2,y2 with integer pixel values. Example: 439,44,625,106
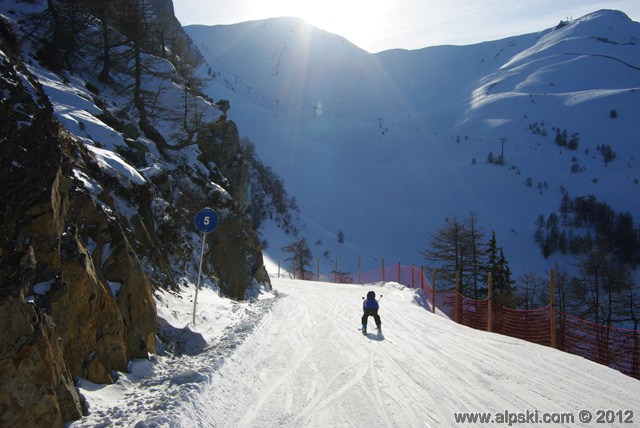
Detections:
195,208,218,233
192,208,219,325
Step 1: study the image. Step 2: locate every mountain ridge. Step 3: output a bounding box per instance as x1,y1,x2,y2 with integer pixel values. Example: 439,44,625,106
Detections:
186,9,640,276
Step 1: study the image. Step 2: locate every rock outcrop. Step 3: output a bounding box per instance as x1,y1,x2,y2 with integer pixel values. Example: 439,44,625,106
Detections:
195,118,269,299
0,294,83,425
0,0,271,422
0,17,157,424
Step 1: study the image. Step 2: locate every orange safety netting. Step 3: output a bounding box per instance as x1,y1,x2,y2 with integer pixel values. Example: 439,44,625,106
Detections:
558,313,640,379
493,305,551,347
357,264,640,380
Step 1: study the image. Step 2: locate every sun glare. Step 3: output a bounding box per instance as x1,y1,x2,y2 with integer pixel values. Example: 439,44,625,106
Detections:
251,0,392,51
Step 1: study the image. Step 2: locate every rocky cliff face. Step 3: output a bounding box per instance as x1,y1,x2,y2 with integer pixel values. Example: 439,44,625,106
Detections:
0,1,270,423
195,119,270,298
0,17,156,424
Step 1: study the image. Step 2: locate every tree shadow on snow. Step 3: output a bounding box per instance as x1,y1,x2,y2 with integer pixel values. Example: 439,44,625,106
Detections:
412,290,431,311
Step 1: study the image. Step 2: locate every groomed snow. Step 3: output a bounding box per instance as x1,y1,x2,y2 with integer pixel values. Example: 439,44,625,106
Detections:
69,278,640,427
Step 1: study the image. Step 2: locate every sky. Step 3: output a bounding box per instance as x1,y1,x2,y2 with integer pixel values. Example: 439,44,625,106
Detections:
173,0,640,52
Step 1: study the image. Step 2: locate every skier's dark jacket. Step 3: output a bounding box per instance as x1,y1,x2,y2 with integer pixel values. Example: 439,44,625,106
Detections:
363,296,379,310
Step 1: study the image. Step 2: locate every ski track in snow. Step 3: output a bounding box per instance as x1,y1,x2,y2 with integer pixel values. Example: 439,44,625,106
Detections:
71,279,640,427
178,279,639,427
69,294,277,427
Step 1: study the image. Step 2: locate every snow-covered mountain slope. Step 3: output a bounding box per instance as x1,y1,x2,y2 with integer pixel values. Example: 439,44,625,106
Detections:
186,11,640,276
70,278,640,426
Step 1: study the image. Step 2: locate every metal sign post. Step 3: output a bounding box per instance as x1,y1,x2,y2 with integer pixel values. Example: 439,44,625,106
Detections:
192,208,219,326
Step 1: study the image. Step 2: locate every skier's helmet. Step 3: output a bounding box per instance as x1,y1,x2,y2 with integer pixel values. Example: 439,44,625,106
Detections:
367,291,375,299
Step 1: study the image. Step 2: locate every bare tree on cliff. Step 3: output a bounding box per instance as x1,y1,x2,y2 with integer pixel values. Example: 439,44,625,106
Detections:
114,0,171,149
84,0,122,83
120,0,148,123
26,0,92,70
171,34,208,142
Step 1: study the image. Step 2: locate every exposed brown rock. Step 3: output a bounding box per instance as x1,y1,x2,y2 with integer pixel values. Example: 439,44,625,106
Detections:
0,2,270,423
0,17,156,424
0,296,83,426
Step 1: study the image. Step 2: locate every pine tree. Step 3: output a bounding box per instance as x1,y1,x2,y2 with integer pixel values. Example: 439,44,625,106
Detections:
496,248,515,303
421,215,467,290
487,231,499,278
618,270,640,331
422,213,486,296
282,238,313,280
487,232,516,307
467,212,487,299
516,271,545,309
572,248,633,326
560,191,572,226
217,99,231,117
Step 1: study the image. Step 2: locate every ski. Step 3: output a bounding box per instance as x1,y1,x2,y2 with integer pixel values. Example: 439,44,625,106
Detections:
358,327,382,335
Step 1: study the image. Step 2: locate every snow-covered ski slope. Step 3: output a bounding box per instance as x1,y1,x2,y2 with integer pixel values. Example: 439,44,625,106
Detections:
76,278,638,427
179,279,640,427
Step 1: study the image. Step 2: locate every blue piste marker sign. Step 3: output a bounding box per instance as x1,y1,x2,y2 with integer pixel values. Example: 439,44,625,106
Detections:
192,207,219,325
194,207,218,233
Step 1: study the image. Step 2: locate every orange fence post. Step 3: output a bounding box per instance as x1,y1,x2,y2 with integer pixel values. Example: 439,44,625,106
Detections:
411,264,415,288
634,331,639,379
455,271,461,324
550,269,557,348
431,269,436,314
487,272,493,332
382,258,385,282
397,262,401,284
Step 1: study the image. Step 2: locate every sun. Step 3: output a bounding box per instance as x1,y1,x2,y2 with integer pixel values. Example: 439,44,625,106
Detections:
252,0,392,51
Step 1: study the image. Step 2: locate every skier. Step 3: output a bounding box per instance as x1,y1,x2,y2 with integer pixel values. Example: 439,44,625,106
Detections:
362,290,382,335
